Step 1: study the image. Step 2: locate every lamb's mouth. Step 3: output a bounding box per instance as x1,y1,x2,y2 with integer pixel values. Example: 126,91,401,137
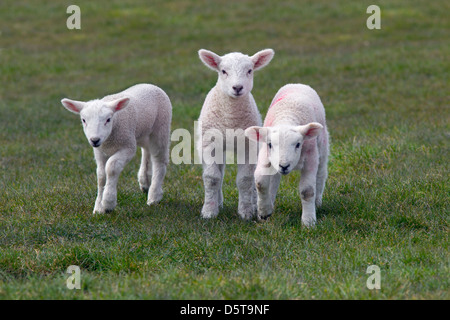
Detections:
279,169,291,175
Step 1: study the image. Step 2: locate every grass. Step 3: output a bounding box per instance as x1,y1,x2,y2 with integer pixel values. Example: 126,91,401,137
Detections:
0,0,448,299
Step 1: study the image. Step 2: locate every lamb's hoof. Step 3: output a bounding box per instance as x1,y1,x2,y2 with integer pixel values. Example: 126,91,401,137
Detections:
315,197,322,208
93,204,102,214
101,200,116,213
238,206,255,220
147,198,161,206
147,192,163,206
258,214,271,221
301,218,316,228
93,207,113,214
201,202,219,219
256,205,273,221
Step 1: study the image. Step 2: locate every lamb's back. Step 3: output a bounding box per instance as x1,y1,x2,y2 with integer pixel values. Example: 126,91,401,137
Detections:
103,84,170,139
265,84,326,127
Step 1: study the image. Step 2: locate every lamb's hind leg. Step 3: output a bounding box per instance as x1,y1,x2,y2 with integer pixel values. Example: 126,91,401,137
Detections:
218,162,225,208
269,172,281,206
138,145,152,194
315,157,327,208
146,138,168,205
315,131,329,207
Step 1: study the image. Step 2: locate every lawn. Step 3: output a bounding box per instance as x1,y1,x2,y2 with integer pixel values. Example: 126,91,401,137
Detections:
0,0,448,299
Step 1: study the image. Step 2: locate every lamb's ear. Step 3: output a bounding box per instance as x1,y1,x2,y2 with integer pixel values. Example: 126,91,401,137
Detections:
297,122,323,140
107,97,130,113
198,49,221,71
61,98,85,114
245,126,269,142
251,49,274,71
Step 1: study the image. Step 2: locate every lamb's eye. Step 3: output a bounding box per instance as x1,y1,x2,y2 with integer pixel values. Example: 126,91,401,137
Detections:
268,142,272,149
106,118,111,123
248,69,252,75
221,70,227,75
82,119,86,124
295,143,301,148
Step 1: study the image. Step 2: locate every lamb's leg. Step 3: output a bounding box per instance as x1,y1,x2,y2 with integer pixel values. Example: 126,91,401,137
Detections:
315,159,327,208
299,144,319,227
253,146,277,219
255,168,273,220
217,162,225,208
93,149,108,214
102,148,136,212
315,133,329,207
147,139,169,205
236,162,257,220
269,172,282,206
138,146,152,194
201,162,222,218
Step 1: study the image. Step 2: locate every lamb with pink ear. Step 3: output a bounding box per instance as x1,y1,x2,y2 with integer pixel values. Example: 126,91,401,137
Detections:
245,84,329,227
61,83,172,214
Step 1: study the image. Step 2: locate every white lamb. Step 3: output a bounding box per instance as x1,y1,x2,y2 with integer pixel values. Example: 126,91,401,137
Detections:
245,84,329,226
61,83,172,214
197,48,275,219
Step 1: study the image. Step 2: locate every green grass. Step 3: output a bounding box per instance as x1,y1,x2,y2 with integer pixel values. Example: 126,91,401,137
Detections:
0,0,448,299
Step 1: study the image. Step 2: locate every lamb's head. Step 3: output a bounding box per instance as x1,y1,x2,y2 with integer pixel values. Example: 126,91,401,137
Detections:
245,123,323,175
198,49,274,98
61,97,130,148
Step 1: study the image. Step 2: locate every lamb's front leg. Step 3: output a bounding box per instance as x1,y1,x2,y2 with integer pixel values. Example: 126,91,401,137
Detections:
254,146,279,220
237,163,257,220
299,145,319,227
102,148,136,212
93,149,108,214
269,172,281,206
201,162,222,218
255,168,273,220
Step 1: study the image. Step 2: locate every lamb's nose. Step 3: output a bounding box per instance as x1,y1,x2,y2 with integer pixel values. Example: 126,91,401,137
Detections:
90,137,100,147
233,85,243,94
279,164,290,173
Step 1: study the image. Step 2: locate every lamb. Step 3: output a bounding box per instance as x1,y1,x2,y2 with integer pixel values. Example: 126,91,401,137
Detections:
197,48,275,219
245,84,329,226
61,83,172,214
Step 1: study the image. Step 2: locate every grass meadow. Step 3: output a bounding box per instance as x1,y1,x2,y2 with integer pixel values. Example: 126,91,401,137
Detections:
0,0,448,299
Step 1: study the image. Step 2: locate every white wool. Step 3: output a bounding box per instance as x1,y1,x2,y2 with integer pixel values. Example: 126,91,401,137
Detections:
197,48,274,219
245,84,329,227
61,83,172,213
